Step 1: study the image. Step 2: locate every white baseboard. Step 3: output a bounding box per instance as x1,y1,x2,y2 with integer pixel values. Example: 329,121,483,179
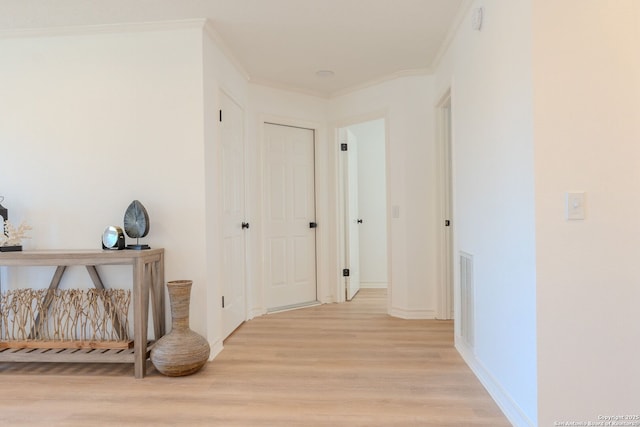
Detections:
247,307,267,320
388,306,436,319
360,282,388,289
208,339,224,361
455,338,535,427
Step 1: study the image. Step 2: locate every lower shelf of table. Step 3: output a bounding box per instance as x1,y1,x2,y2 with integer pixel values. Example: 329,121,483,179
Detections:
0,341,155,364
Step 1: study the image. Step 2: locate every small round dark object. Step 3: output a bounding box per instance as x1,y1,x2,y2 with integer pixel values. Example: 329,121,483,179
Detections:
123,200,150,239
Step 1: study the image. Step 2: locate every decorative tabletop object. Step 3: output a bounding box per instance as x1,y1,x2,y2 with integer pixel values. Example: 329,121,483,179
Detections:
101,225,125,250
123,200,150,250
0,220,32,252
0,196,7,236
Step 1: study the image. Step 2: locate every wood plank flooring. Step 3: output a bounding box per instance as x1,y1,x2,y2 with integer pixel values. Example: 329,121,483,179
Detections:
0,289,511,426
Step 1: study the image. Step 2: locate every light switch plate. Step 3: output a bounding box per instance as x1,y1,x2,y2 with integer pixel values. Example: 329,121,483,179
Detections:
566,192,585,220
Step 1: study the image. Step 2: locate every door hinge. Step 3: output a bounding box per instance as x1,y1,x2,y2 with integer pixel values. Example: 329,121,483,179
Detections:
222,295,225,308
219,110,222,122
342,268,350,277
341,143,348,151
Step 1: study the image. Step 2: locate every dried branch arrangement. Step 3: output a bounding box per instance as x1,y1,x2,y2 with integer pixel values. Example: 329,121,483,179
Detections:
0,288,131,342
0,220,32,247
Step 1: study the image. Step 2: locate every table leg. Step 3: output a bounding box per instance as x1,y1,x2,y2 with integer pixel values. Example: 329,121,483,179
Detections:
150,257,166,338
133,258,149,379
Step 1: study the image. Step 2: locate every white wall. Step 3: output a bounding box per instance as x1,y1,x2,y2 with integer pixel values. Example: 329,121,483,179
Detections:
0,22,251,355
0,24,211,336
330,76,437,318
533,1,640,424
433,1,537,425
346,119,387,286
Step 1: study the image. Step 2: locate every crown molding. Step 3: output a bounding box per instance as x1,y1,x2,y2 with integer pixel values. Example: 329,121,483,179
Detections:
202,20,250,82
249,67,433,101
0,19,206,40
430,0,474,71
0,18,252,83
329,68,431,99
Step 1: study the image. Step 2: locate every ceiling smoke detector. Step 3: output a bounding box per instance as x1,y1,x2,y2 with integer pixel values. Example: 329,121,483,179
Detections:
315,70,335,78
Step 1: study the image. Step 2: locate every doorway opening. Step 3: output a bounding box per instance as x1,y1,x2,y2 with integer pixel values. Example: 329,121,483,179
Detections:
338,118,389,302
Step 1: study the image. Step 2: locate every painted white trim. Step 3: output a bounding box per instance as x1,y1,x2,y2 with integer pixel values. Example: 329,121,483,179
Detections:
250,69,433,101
389,307,436,320
430,0,474,71
209,339,224,361
0,18,253,86
247,307,267,320
203,20,250,82
455,339,535,427
360,282,387,289
0,18,207,40
333,112,391,309
336,127,348,303
329,69,431,99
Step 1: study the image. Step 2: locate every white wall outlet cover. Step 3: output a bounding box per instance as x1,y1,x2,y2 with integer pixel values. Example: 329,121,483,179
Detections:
566,192,586,220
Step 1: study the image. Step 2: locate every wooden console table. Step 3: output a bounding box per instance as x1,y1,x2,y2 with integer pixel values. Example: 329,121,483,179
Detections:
0,249,165,378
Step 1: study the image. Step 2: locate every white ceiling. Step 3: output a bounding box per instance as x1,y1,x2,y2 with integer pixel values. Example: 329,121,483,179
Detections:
0,0,466,97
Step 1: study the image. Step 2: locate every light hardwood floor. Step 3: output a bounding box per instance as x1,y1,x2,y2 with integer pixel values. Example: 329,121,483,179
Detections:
0,289,511,426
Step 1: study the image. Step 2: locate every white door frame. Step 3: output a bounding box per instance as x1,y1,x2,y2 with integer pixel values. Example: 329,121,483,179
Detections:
435,90,454,320
333,111,390,306
340,127,361,301
256,115,330,314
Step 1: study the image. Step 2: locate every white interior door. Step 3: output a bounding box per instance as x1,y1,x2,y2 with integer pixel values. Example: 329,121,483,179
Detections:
264,123,317,310
437,93,454,320
221,92,246,337
344,130,361,300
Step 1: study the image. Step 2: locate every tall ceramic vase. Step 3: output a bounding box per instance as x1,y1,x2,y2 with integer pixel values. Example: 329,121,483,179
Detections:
151,280,210,376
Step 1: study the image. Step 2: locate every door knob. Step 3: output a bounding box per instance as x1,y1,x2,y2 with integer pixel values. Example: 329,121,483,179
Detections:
309,222,317,228
357,219,363,224
242,222,250,229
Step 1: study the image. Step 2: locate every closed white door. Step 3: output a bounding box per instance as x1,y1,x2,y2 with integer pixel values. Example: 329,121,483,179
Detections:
264,123,317,310
437,94,454,320
221,92,246,337
343,129,361,300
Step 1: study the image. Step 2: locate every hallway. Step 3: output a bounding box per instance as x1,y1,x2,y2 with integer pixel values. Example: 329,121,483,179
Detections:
0,289,510,426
